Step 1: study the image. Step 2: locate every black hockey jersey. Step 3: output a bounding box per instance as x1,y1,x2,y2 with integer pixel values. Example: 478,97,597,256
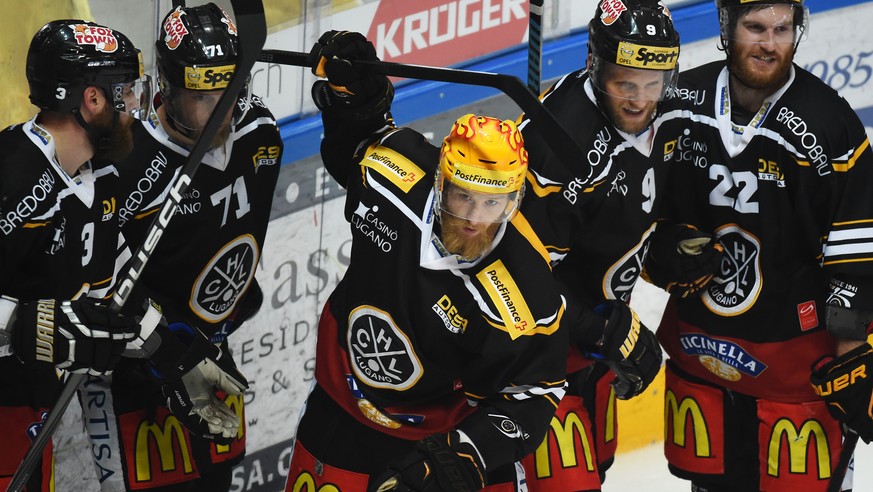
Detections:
315,121,568,469
0,118,122,303
519,69,679,323
656,62,873,402
0,118,123,407
115,95,281,335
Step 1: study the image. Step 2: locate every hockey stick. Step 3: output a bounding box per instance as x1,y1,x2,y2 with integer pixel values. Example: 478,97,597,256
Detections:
527,0,544,95
828,431,858,492
6,1,266,490
258,49,588,177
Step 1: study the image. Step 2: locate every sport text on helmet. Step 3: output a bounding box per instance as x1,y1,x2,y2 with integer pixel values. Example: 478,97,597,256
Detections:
26,20,151,120
434,114,528,224
587,0,680,103
156,2,251,131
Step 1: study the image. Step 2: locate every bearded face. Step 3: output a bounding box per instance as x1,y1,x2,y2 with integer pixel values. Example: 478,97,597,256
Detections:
439,212,500,259
88,104,134,162
727,5,796,91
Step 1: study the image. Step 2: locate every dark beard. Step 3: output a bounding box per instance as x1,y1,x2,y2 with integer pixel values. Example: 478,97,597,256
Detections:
88,107,133,162
728,51,792,92
439,213,499,259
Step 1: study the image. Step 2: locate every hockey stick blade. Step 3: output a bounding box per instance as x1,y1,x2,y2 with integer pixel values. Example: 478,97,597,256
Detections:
258,49,589,179
7,1,267,490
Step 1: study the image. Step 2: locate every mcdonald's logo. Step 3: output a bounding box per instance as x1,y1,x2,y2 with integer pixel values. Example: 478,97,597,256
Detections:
134,416,194,482
290,471,341,492
767,419,830,479
533,412,595,478
665,390,711,457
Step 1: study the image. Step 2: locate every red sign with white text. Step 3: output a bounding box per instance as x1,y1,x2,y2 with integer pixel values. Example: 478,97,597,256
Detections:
367,0,529,67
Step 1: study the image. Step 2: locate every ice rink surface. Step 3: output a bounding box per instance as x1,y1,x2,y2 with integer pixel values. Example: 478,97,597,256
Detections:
602,440,873,491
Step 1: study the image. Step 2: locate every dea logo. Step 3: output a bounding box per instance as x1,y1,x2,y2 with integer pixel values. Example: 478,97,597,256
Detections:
191,234,259,322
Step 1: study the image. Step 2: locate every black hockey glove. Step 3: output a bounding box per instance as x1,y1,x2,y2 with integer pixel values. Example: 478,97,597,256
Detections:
587,300,662,400
10,297,155,376
811,343,873,443
368,432,486,492
642,223,725,298
310,30,393,117
149,322,248,444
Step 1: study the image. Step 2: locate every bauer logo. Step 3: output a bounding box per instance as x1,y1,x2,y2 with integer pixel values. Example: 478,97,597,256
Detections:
347,305,422,390
191,234,259,323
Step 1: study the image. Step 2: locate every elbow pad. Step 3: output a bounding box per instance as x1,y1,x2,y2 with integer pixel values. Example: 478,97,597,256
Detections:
826,304,873,341
827,276,873,340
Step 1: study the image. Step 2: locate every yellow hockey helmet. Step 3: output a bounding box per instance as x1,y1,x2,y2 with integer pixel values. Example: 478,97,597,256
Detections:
435,114,528,224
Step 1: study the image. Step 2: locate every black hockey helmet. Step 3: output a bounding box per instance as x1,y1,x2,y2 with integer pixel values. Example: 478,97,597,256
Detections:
716,0,808,52
587,0,680,102
156,2,250,131
26,20,151,119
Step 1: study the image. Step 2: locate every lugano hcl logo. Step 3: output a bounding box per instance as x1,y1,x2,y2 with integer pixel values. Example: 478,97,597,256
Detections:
191,234,259,323
347,306,422,391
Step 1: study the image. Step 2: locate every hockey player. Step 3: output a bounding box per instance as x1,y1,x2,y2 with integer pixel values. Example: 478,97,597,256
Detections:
515,1,723,489
282,31,569,491
0,20,159,491
648,0,873,490
77,3,282,491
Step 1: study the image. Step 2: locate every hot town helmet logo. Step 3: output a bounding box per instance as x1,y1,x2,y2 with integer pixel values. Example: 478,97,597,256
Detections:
191,235,259,323
347,306,422,391
163,8,189,50
220,9,238,36
600,0,628,25
72,24,118,53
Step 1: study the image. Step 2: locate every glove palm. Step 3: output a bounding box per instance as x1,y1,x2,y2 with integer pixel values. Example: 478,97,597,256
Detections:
150,323,248,443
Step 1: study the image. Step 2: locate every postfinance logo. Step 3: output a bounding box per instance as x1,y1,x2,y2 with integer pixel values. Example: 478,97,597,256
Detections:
476,260,535,340
665,390,711,457
134,416,194,482
767,419,830,479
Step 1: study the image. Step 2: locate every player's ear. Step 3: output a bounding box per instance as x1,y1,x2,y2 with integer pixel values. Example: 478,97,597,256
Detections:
79,86,108,119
